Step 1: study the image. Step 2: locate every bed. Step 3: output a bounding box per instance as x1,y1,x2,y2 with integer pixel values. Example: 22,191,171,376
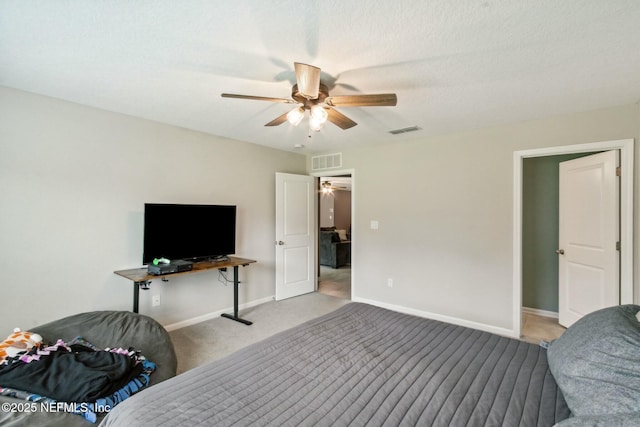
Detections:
100,303,573,426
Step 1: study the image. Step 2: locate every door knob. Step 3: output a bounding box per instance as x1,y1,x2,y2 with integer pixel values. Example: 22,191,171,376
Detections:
556,249,565,255
277,241,285,245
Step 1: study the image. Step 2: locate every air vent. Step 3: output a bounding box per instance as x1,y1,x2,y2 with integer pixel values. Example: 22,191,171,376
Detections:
388,125,421,135
311,153,342,171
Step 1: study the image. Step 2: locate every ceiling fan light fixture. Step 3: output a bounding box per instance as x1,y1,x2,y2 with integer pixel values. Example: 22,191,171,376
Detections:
310,105,328,124
221,61,397,131
286,106,305,126
309,115,324,131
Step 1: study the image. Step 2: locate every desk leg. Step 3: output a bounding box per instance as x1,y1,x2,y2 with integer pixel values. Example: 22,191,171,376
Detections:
133,282,140,313
221,265,252,325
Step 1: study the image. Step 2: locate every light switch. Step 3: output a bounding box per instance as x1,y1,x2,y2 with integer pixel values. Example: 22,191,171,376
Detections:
370,220,379,230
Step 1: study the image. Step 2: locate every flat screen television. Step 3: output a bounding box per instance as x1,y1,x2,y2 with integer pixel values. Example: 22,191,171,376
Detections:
143,203,236,265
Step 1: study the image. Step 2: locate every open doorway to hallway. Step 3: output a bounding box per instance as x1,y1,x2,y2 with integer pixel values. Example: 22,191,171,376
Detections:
513,138,633,339
520,153,593,341
318,175,351,300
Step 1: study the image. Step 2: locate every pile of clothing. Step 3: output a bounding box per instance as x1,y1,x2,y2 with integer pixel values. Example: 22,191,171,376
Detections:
0,331,154,423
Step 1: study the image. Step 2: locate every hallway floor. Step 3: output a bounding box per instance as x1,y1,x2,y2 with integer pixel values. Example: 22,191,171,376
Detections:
318,265,351,299
521,312,566,344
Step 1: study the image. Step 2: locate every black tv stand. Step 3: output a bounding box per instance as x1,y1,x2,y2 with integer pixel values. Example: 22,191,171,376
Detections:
114,257,257,325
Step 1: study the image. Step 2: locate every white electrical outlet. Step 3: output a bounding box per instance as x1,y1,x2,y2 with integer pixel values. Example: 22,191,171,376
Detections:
387,278,393,288
152,295,161,307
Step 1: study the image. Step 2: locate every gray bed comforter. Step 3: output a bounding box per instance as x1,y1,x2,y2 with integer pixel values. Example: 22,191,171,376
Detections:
100,303,569,426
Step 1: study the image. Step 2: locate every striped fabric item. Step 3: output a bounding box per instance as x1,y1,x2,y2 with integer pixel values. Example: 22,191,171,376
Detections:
101,303,569,427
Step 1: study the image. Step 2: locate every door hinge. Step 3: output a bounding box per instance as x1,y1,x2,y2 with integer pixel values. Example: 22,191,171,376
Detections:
616,166,621,176
616,241,621,251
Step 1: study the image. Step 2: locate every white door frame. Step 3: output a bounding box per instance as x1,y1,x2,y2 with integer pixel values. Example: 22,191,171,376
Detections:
311,168,355,299
513,139,633,337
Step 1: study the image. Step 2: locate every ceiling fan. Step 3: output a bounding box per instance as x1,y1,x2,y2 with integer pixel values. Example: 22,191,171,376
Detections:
322,180,347,189
221,62,397,131
321,180,348,194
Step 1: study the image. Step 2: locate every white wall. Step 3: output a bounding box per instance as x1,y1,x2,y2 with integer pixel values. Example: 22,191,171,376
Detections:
320,104,639,335
333,190,352,231
0,87,306,335
319,193,334,228
2,85,637,338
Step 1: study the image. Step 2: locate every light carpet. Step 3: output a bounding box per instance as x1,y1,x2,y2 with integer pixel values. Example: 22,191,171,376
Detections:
169,292,350,374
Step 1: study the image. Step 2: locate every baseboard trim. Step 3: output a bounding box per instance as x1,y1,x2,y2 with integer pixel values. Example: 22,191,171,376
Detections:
521,306,559,319
164,296,274,331
352,297,517,338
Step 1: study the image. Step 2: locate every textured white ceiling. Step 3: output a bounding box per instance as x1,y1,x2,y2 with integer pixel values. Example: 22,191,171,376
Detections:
2,1,640,153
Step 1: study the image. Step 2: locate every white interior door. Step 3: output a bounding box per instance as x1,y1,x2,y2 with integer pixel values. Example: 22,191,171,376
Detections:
558,150,619,328
275,172,316,300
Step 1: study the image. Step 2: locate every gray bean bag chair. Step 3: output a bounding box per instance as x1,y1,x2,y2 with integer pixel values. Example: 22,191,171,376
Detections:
0,311,177,426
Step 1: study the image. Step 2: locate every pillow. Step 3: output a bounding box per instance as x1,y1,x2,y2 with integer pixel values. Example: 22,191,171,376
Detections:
336,229,348,241
547,305,640,417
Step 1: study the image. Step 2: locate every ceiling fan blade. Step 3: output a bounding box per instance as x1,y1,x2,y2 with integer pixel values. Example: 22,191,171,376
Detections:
264,112,289,127
326,107,357,130
294,62,321,99
221,93,295,104
326,93,397,107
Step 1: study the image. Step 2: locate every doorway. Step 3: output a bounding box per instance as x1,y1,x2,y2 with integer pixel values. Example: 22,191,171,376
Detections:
513,139,633,339
521,152,603,342
522,153,594,314
315,172,354,300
